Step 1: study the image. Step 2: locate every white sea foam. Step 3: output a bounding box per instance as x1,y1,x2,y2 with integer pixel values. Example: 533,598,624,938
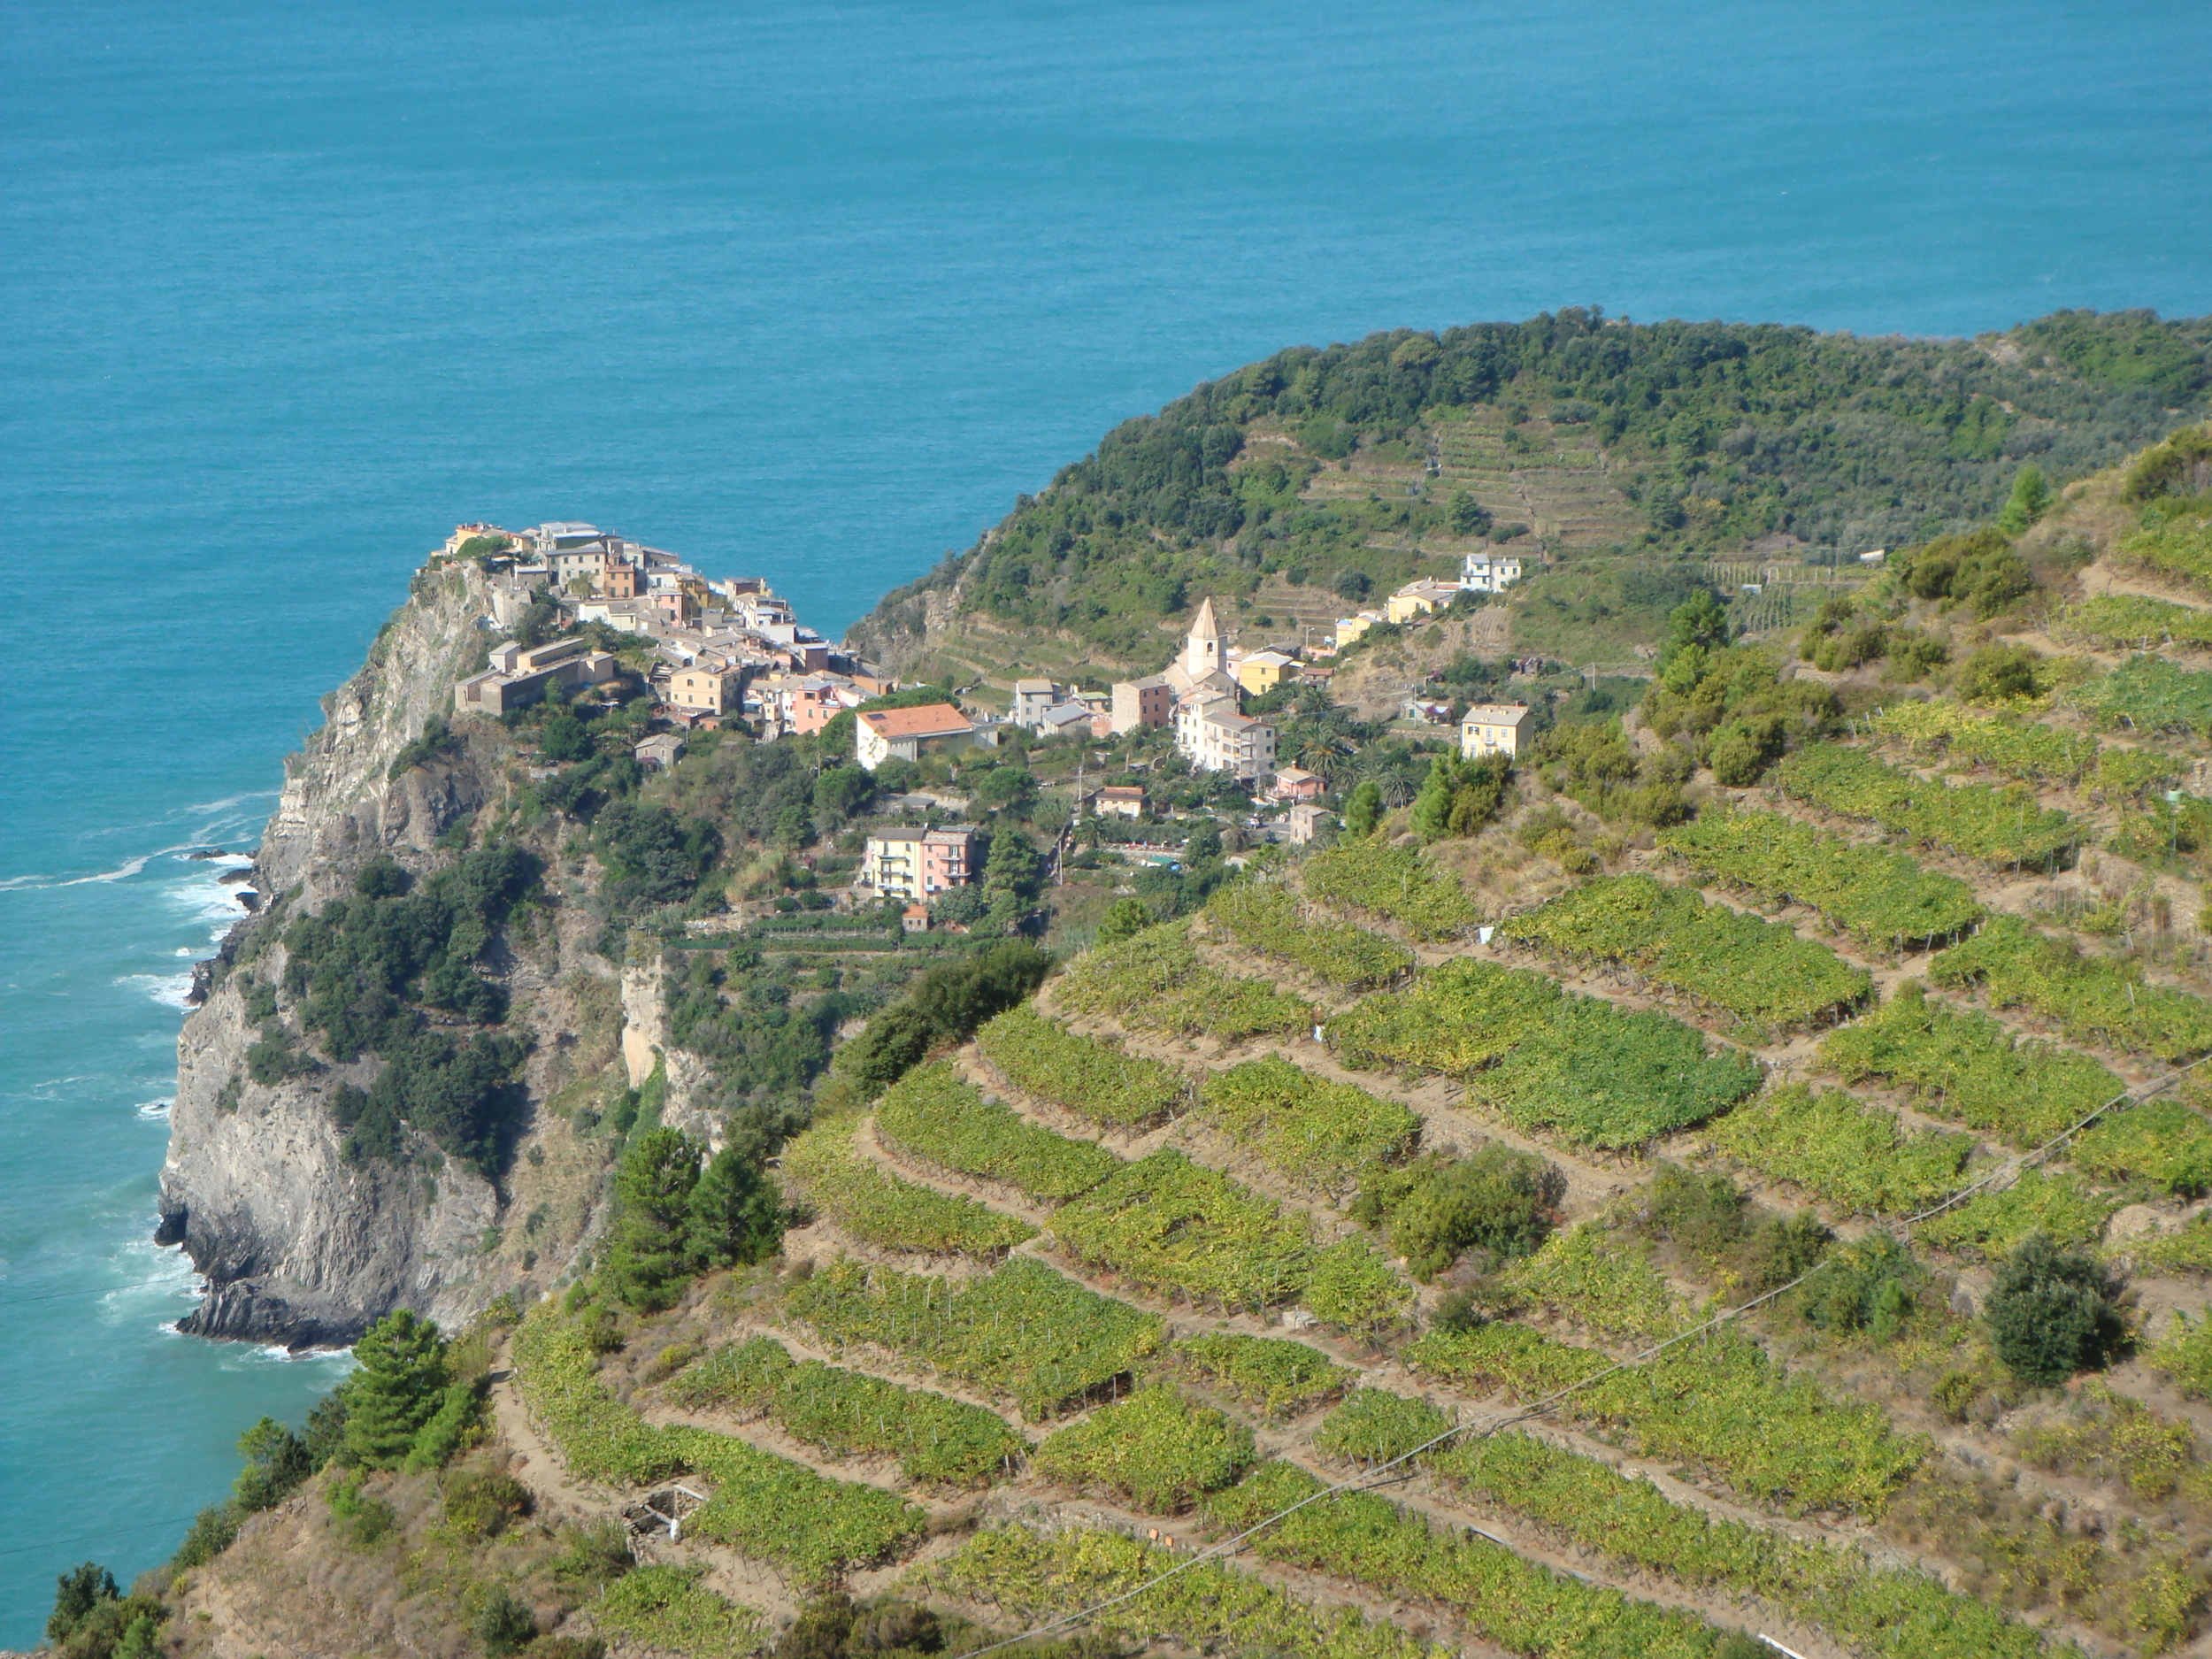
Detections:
135,1098,173,1120
115,972,196,1010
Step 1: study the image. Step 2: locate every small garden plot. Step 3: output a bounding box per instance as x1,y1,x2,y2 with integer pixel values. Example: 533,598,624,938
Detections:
1705,1084,1975,1215
2070,1096,2212,1195
660,1424,929,1586
1406,1321,1923,1517
2115,1211,2212,1277
1915,1169,2119,1259
1932,913,2212,1063
1497,1224,1688,1340
1471,995,1763,1149
510,1309,926,1586
1197,1056,1418,1196
1048,1149,1317,1312
1772,743,2084,868
1821,979,2122,1146
923,1525,1434,1659
1208,1462,1740,1659
590,1565,764,1657
2068,653,2212,738
1165,1332,1352,1420
1659,807,1983,949
1301,838,1480,940
1870,701,2101,785
1421,1427,2055,1659
780,1256,1163,1420
668,1335,1026,1487
1328,957,1563,1077
2147,1313,2212,1401
2118,492,2212,594
975,1004,1186,1128
781,1118,1034,1256
1332,958,1760,1148
1304,1236,1417,1333
1312,1388,1454,1468
1500,872,1871,1030
873,1061,1120,1203
1054,918,1310,1042
2060,593,2212,652
1205,883,1415,987
1034,1384,1255,1512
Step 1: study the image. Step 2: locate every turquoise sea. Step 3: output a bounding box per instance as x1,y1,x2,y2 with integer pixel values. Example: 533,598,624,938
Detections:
3,0,2208,1632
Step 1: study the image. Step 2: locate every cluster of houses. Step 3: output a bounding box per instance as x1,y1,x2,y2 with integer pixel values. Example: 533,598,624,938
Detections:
448,522,902,738
442,522,1538,895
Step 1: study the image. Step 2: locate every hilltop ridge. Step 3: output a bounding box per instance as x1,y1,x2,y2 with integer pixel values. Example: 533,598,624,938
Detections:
849,307,2212,687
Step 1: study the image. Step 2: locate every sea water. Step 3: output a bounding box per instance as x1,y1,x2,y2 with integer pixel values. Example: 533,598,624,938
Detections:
3,0,2207,1632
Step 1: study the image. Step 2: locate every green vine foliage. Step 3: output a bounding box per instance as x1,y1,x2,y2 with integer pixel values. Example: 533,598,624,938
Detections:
1706,1084,1974,1215
976,1005,1187,1128
1197,1056,1418,1196
1301,840,1480,940
1501,872,1870,1031
1931,915,2212,1062
873,1060,1121,1202
1659,807,1983,950
923,1524,1439,1659
780,1257,1163,1421
510,1309,926,1585
781,1118,1034,1256
1773,743,2083,868
1165,1333,1352,1420
668,1335,1026,1487
1048,1149,1317,1311
1205,883,1415,987
1034,1385,1256,1512
1820,979,2123,1145
1052,917,1311,1042
1406,1322,1923,1516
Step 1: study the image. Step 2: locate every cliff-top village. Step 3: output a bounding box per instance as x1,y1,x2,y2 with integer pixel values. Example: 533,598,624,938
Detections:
438,520,1532,910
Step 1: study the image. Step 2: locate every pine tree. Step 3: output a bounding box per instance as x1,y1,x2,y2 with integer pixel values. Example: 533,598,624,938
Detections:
1344,780,1385,838
688,1146,785,1269
605,1126,705,1310
981,828,1043,902
1998,464,2052,535
341,1310,450,1469
1095,898,1151,946
47,1563,117,1643
1409,757,1455,841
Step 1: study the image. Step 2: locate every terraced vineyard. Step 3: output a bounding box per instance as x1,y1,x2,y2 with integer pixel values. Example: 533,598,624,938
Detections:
505,609,2212,1659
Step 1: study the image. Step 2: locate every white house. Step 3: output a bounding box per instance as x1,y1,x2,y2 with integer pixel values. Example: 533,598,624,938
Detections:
1461,551,1525,593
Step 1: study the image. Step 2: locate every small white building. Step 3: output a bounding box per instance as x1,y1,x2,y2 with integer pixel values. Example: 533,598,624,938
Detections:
1459,703,1533,760
1461,551,1525,593
1010,679,1064,730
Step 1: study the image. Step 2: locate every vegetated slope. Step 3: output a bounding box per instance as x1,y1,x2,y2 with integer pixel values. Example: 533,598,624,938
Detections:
849,307,2211,673
137,421,2212,1659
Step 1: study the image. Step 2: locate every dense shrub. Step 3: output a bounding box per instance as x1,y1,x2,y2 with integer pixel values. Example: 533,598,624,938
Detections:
1035,1386,1255,1512
1351,1146,1562,1279
1985,1233,2127,1385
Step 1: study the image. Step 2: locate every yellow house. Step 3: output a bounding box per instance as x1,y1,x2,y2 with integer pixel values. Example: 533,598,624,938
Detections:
1234,649,1299,696
1334,611,1383,647
1386,580,1465,625
1460,703,1533,760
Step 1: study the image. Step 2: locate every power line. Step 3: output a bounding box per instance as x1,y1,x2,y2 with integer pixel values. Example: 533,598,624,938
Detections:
941,1042,2208,1659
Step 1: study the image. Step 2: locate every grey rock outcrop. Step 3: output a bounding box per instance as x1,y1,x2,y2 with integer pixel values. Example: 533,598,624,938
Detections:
158,562,618,1348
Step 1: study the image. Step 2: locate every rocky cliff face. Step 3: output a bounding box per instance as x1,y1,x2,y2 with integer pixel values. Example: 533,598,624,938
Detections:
157,563,626,1348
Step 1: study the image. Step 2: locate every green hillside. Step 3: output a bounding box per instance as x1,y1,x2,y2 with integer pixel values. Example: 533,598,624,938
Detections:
850,307,2211,671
